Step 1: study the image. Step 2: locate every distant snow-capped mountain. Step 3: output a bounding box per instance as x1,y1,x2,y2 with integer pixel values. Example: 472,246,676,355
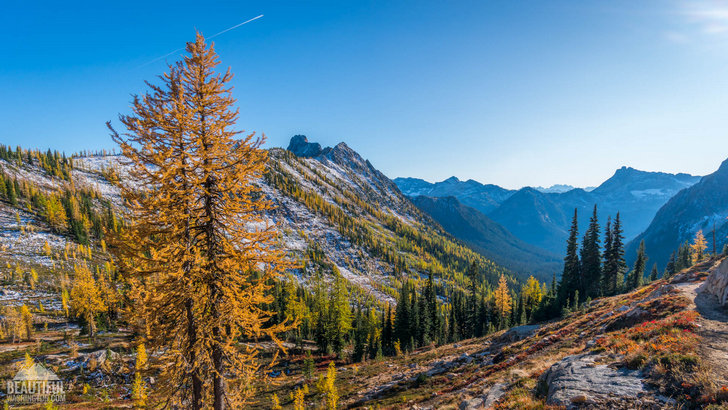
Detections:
534,184,596,193
394,176,514,214
395,167,701,255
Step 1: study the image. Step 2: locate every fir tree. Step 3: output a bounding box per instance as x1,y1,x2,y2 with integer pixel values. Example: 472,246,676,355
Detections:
627,240,647,290
603,212,626,295
602,216,612,291
517,293,527,325
447,304,458,343
394,281,410,348
352,308,366,362
327,273,352,355
409,290,420,350
476,297,488,337
559,209,580,304
424,271,440,344
665,251,677,278
6,180,17,206
648,263,659,282
382,305,394,355
580,205,601,298
465,262,479,339
677,241,692,271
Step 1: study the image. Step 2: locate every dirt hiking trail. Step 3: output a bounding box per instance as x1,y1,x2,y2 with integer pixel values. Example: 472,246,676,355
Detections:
678,279,728,386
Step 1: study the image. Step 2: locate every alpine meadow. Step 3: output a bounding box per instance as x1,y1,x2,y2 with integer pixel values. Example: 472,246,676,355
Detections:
3,3,728,409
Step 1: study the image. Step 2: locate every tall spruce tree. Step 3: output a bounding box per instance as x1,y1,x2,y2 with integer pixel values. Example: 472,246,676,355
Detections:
394,281,410,348
603,212,626,295
417,292,428,346
409,289,420,350
602,216,612,293
447,303,457,343
110,34,292,408
559,209,580,305
677,241,692,271
665,251,677,278
382,305,394,355
580,205,602,299
352,308,366,362
424,271,440,344
627,240,647,290
648,263,659,282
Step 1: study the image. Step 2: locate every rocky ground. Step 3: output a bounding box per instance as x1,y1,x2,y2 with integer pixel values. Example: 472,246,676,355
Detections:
2,258,727,408
677,259,728,387
250,257,728,409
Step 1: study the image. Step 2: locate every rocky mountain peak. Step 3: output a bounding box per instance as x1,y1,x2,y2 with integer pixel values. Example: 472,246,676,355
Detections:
718,158,728,174
287,135,323,157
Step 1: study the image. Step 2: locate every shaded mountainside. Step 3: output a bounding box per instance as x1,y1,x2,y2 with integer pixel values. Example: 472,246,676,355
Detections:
398,167,701,255
410,195,562,281
487,187,572,255
627,158,728,270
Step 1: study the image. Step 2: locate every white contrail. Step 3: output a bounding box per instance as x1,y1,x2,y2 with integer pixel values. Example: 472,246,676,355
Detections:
208,14,263,40
138,14,264,68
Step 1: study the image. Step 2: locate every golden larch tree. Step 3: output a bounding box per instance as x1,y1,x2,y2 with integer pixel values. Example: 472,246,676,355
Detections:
494,274,512,321
109,33,291,409
691,230,707,262
521,275,543,319
69,262,107,337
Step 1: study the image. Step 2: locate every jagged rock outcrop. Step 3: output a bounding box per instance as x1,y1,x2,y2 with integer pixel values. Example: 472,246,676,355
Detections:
539,353,647,407
700,258,728,307
459,383,507,409
496,324,540,343
287,134,322,157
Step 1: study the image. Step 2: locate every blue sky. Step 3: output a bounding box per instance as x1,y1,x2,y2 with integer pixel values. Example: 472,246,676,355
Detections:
2,1,728,189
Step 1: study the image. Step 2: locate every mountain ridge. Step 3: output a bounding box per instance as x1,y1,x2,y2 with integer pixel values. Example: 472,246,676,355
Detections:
410,195,562,280
626,158,728,270
396,168,702,254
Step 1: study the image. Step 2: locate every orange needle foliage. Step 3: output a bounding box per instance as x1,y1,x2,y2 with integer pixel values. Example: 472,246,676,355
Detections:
494,274,512,319
109,33,293,409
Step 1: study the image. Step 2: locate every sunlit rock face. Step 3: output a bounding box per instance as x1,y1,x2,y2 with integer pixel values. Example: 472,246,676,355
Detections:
702,258,728,307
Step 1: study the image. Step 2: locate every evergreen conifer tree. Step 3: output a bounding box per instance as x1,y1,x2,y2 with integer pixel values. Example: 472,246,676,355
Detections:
648,263,659,282
602,216,612,293
447,304,457,343
627,240,647,290
394,281,410,348
382,305,394,355
424,271,440,344
352,308,366,362
603,212,626,295
580,205,601,298
559,209,580,304
665,251,677,278
6,180,16,206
